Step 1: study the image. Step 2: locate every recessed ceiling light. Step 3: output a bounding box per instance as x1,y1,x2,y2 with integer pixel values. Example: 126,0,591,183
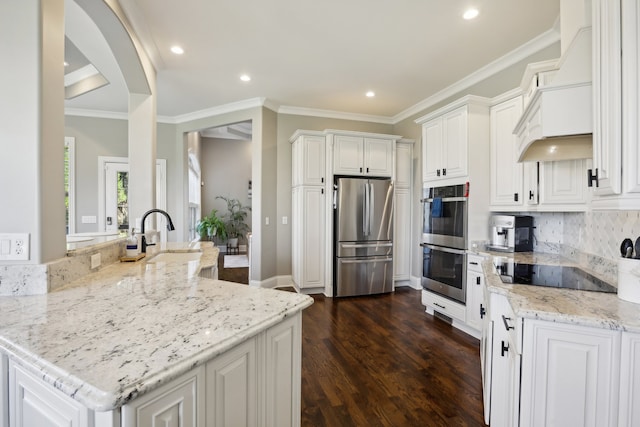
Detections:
240,74,251,82
170,46,184,55
366,91,375,98
463,8,479,20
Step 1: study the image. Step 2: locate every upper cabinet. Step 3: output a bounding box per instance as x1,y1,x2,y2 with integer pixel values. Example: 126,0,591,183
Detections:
590,0,640,208
332,133,396,177
291,130,326,186
416,96,491,185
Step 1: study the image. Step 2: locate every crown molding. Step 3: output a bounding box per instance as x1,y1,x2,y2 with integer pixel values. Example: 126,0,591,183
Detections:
277,105,394,125
164,97,268,124
64,108,128,120
392,27,560,124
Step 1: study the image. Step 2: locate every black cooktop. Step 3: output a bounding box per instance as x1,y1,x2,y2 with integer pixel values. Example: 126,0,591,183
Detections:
494,261,617,294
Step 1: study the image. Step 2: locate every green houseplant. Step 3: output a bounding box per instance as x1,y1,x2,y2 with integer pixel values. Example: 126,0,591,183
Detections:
196,209,227,243
216,196,251,248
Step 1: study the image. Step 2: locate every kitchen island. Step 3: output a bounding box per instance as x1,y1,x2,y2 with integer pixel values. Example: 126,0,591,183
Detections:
0,242,313,426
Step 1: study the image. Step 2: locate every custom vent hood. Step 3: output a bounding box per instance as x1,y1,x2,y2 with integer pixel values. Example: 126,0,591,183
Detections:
514,23,593,162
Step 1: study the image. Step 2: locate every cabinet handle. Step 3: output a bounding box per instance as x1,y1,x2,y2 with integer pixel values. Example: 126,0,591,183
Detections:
437,169,441,177
443,168,446,176
501,340,509,357
367,167,369,173
514,193,519,202
321,188,324,194
480,304,486,319
587,168,599,188
529,190,534,200
502,315,514,331
470,261,479,265
476,277,481,285
434,302,446,310
321,177,324,183
360,167,363,173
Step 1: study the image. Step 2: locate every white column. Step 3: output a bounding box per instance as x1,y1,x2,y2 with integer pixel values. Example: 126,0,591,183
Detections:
0,0,66,264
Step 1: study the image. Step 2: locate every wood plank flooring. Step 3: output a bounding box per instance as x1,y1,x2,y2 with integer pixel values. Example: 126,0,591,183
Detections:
300,287,485,427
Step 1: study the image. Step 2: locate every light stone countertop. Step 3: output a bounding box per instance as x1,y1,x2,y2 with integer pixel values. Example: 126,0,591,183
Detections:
0,242,313,411
476,251,640,333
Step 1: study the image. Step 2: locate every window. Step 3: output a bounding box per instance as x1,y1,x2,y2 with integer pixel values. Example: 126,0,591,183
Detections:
64,137,75,234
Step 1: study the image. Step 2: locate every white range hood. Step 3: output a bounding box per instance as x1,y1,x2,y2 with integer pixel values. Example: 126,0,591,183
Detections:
514,25,593,162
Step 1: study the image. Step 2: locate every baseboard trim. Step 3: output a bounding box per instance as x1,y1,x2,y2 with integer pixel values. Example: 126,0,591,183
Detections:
250,275,292,289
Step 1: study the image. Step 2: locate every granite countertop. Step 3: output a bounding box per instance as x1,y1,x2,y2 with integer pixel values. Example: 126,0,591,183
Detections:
0,242,313,411
477,251,640,334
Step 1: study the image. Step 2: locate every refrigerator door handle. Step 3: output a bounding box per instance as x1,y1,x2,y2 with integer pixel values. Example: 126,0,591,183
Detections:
363,182,369,236
339,257,393,264
340,242,393,249
368,182,374,236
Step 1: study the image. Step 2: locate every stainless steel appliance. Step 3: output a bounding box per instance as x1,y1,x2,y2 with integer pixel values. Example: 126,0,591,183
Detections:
421,183,469,304
488,215,534,252
334,177,393,297
493,259,617,293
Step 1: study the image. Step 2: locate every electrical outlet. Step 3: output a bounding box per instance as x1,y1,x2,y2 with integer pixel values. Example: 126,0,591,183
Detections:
0,233,30,261
90,253,101,269
282,216,288,225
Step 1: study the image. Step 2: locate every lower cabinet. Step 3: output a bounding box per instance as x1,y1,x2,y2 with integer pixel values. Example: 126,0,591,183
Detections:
619,331,640,426
291,186,325,291
3,313,302,427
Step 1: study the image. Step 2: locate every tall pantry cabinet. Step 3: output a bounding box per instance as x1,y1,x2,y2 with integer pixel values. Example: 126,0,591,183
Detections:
290,131,326,293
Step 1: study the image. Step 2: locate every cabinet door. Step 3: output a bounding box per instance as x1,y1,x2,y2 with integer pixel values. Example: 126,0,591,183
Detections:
422,119,443,182
520,320,621,427
393,187,411,280
363,138,393,177
592,0,622,196
206,338,258,427
622,0,640,194
465,270,483,332
264,314,302,427
300,187,325,289
291,188,300,287
300,135,325,185
619,331,640,426
441,106,468,179
395,142,412,188
122,366,204,427
539,159,588,208
490,97,524,207
9,361,91,427
333,135,364,175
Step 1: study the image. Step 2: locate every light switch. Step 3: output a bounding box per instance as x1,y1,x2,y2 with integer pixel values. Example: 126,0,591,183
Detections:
0,239,10,255
265,217,270,225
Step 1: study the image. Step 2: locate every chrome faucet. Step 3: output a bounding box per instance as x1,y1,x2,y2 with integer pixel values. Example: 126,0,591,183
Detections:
140,209,176,253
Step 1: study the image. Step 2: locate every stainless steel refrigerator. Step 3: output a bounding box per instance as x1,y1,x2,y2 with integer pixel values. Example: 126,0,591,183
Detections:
334,177,394,297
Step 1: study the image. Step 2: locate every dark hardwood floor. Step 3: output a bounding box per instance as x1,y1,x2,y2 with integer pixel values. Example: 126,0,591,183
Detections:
300,287,485,427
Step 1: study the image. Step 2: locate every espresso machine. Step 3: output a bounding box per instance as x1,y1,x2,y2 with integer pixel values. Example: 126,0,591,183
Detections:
487,215,534,252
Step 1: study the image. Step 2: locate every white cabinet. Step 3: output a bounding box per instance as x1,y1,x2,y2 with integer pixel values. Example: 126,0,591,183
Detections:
465,255,485,333
206,338,257,427
618,331,640,426
264,314,302,427
333,134,394,177
8,360,93,427
520,320,621,427
489,94,588,211
291,131,325,186
1,354,7,427
291,131,326,292
480,279,492,425
419,105,469,183
393,140,413,283
591,0,640,208
122,367,204,427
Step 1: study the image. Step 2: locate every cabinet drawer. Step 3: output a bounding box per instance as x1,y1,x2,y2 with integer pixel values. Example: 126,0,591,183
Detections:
467,254,485,273
421,290,466,322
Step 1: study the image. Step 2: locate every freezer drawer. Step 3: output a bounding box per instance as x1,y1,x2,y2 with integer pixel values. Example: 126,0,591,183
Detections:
336,240,393,258
335,256,393,297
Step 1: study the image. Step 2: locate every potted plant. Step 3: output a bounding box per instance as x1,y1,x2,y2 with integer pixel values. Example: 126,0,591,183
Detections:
196,209,227,243
216,196,251,249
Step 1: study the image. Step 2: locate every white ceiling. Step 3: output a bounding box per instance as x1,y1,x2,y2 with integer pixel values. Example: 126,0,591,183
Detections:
64,0,561,122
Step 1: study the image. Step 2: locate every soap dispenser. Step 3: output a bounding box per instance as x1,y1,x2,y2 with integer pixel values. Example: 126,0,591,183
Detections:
126,228,139,257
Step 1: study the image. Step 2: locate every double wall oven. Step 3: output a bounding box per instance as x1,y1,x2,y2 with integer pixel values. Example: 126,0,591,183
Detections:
421,183,468,304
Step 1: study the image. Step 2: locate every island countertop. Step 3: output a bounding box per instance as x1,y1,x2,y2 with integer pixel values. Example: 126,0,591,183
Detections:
477,251,640,334
0,242,314,411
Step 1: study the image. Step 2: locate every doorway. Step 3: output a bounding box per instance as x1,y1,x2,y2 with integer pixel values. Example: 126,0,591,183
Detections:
99,156,167,240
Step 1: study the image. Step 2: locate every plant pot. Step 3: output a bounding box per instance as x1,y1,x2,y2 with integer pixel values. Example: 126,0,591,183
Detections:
228,237,239,248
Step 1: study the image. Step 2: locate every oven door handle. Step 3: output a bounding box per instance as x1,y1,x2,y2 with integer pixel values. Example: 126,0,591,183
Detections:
420,243,466,255
421,197,468,203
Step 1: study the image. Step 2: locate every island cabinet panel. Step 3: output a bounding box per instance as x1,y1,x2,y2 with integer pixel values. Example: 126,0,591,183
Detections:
122,366,205,427
619,332,640,426
206,338,258,427
1,354,7,427
8,361,92,427
519,320,621,427
264,315,302,427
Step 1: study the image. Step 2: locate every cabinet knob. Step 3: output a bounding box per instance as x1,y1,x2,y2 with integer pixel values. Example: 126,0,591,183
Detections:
513,193,519,202
501,340,509,357
480,304,486,319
